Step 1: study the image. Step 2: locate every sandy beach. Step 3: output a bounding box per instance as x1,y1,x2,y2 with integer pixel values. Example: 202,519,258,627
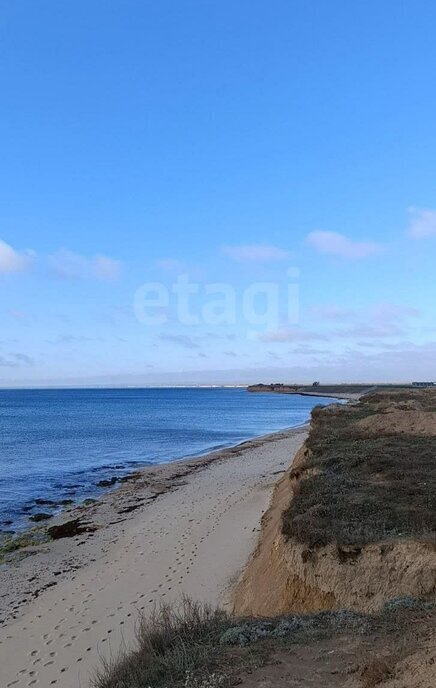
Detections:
0,425,307,688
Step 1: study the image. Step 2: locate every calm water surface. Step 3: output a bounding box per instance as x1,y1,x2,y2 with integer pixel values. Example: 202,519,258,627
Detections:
0,387,339,531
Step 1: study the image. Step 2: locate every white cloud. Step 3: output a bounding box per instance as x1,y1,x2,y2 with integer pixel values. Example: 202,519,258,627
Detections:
407,207,436,239
306,231,382,259
259,328,325,343
0,239,33,273
222,244,289,262
49,249,121,281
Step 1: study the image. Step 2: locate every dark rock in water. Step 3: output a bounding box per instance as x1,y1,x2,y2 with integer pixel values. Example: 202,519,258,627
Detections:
2,520,13,526
119,472,141,483
48,518,97,539
21,506,33,513
29,512,53,522
34,499,55,506
96,476,118,488
58,499,74,506
82,498,97,505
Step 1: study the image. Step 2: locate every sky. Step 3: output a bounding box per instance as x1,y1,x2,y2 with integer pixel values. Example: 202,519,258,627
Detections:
1,0,436,386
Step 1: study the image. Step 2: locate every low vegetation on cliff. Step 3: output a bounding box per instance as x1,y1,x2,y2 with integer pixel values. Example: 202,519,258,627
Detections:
282,389,436,548
93,596,436,688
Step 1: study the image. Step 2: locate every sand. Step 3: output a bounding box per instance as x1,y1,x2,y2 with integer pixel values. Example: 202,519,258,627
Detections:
0,426,307,688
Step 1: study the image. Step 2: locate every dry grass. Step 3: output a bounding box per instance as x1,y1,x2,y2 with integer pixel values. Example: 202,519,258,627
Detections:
91,601,372,688
92,597,436,687
282,390,436,548
91,597,436,688
91,598,374,688
91,598,232,688
359,656,395,687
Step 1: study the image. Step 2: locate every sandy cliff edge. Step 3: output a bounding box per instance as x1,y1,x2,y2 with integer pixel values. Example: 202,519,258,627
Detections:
233,393,436,616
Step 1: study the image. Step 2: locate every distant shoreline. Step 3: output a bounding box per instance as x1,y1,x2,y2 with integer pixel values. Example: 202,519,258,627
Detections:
247,383,376,400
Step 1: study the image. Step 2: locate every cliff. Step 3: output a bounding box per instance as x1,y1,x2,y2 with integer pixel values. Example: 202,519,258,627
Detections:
234,389,436,616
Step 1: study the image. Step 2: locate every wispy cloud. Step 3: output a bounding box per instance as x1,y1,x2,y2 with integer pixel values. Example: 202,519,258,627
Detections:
49,249,121,281
310,304,354,320
0,239,33,273
340,323,403,338
47,334,103,345
290,345,330,355
222,244,289,262
268,351,282,360
306,231,382,259
159,333,200,349
259,328,326,343
336,302,418,339
8,309,30,320
370,303,419,321
407,206,436,239
0,352,34,367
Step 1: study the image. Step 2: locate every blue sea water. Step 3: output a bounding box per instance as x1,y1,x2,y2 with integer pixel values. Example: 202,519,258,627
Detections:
0,387,339,532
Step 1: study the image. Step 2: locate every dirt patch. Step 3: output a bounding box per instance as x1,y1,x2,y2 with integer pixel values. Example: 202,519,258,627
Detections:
355,410,436,437
234,607,436,688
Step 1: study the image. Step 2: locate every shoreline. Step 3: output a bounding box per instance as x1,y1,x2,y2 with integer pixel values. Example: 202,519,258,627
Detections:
248,388,364,401
0,424,308,688
0,424,309,562
1,421,312,539
0,390,343,536
278,391,359,399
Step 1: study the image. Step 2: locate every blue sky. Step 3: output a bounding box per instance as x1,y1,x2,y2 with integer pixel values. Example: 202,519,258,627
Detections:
1,0,436,385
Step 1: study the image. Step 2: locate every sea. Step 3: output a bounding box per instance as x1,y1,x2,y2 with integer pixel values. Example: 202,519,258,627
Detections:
0,387,340,532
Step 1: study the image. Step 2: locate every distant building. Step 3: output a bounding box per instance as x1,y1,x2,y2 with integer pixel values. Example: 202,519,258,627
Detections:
412,381,435,387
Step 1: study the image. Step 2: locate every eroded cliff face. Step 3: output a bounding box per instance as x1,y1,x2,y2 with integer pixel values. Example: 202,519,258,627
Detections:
233,446,338,616
233,392,436,617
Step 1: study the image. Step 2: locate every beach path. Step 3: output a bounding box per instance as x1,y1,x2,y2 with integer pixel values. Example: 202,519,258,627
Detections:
0,428,306,688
